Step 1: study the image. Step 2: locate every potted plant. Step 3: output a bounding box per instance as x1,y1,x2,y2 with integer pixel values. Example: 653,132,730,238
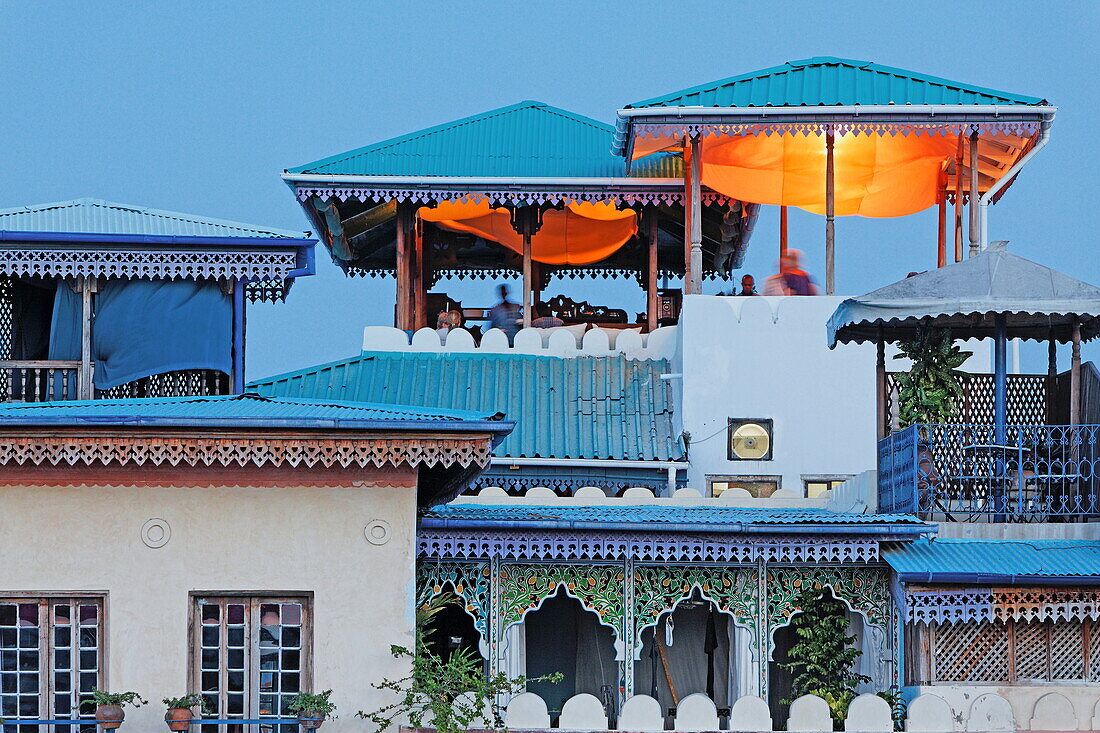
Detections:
84,690,148,730
162,694,211,731
287,690,336,730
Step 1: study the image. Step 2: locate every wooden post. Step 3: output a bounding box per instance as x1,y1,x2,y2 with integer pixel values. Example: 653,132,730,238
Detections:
1047,331,1058,424
522,210,533,328
968,130,980,257
394,204,412,330
688,136,703,295
79,276,93,399
231,279,246,394
936,170,947,268
647,212,659,332
779,205,789,257
412,211,426,329
954,137,964,263
825,126,836,295
876,333,887,440
1071,320,1082,427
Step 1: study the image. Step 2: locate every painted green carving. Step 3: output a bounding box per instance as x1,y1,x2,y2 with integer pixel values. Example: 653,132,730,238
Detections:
633,566,759,647
768,566,891,632
498,564,625,633
416,560,492,639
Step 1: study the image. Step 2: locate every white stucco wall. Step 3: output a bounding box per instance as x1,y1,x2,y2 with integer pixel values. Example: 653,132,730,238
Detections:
0,478,418,732
677,295,879,494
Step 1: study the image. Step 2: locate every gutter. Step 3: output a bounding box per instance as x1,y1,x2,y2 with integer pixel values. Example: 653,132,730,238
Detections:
979,114,1056,248
612,104,1058,155
421,516,930,536
898,571,1100,586
281,173,686,187
0,415,517,435
0,230,315,248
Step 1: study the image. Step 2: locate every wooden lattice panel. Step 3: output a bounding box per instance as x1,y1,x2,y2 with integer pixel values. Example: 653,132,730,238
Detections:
1051,619,1085,680
100,369,231,398
1014,620,1049,680
886,373,1049,430
934,621,1010,682
0,278,12,361
1090,623,1100,681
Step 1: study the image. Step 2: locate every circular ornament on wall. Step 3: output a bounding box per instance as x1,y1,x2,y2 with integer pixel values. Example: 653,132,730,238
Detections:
141,518,171,549
364,519,392,546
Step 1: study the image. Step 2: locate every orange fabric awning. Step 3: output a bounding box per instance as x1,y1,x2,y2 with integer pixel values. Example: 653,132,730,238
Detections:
700,132,963,217
418,200,637,265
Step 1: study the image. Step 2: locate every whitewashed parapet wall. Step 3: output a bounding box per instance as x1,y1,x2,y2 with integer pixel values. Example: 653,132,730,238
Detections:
501,689,1100,732
362,325,679,360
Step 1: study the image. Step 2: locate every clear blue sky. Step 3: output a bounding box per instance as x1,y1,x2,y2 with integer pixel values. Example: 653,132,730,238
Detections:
2,0,1097,379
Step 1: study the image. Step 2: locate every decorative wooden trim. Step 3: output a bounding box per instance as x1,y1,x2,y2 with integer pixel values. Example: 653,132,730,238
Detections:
0,430,494,470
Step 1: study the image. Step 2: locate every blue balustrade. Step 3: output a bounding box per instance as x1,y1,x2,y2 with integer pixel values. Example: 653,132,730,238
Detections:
877,424,1100,521
0,719,301,730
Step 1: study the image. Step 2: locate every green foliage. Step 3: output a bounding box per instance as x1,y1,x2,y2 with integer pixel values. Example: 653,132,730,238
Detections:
780,589,870,727
893,326,972,428
84,690,148,709
286,690,337,719
876,689,907,731
162,694,212,713
359,593,562,733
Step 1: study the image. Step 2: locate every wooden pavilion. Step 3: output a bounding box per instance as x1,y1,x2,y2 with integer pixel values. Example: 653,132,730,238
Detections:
282,58,1055,329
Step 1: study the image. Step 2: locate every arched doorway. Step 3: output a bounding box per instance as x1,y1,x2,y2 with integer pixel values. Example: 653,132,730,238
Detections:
634,591,740,721
522,587,618,719
422,588,485,666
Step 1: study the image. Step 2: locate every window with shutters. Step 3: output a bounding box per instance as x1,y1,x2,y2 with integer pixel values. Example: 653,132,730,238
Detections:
0,597,105,732
908,618,1098,684
191,596,312,733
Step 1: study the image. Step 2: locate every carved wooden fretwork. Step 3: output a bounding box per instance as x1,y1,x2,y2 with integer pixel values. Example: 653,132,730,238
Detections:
539,295,628,324
0,431,493,469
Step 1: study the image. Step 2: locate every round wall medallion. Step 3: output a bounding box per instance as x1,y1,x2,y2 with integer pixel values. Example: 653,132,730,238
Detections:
364,520,392,546
141,518,171,549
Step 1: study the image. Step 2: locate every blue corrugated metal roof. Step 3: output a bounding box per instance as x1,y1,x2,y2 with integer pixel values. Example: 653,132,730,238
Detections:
627,57,1047,109
424,503,927,530
884,538,1100,582
0,393,512,433
0,198,307,239
286,101,681,178
249,351,682,461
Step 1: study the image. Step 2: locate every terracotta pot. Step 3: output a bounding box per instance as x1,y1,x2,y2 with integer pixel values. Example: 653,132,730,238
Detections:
96,705,126,730
297,712,325,730
165,707,194,731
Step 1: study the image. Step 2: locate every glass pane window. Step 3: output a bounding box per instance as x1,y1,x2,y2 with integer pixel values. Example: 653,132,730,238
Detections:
0,597,103,732
194,597,310,733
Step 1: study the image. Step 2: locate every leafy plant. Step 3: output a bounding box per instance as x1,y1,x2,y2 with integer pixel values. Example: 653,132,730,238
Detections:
162,694,212,713
876,689,907,732
359,593,562,733
84,690,148,709
893,326,972,428
287,690,337,720
780,588,870,727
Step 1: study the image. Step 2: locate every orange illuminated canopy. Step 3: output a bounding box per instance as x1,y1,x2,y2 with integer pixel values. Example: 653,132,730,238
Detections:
634,128,1035,218
418,200,637,265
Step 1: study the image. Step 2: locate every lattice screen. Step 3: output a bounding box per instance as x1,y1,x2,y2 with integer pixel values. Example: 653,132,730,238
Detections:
0,278,12,360
1014,620,1048,680
931,619,1092,683
886,373,1049,430
934,620,1010,682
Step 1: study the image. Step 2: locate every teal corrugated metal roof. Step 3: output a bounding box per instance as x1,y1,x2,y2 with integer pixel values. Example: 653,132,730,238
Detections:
286,101,681,178
0,393,509,430
883,538,1100,579
249,351,682,461
0,198,306,238
627,57,1047,108
426,504,925,527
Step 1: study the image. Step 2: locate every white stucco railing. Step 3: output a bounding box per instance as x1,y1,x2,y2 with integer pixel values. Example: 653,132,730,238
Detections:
455,485,832,508
500,688,1100,732
362,325,679,360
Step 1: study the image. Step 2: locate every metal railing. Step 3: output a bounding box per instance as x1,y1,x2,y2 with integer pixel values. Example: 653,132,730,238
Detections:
878,423,1100,522
0,361,82,402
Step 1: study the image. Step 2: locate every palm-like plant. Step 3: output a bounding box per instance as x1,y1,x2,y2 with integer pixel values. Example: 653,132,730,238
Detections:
893,326,972,428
